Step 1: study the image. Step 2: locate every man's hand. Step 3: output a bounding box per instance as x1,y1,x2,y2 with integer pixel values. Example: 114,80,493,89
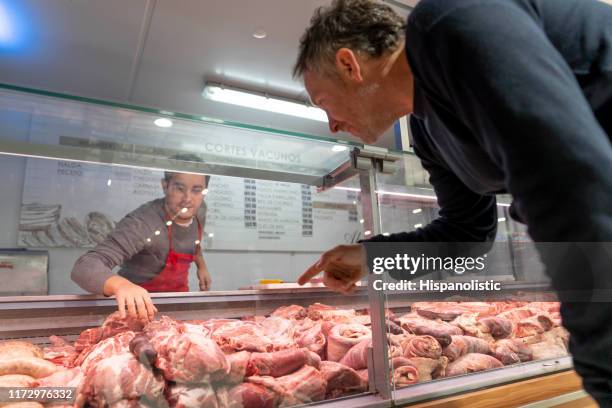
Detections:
298,244,367,294
103,276,157,321
198,267,212,291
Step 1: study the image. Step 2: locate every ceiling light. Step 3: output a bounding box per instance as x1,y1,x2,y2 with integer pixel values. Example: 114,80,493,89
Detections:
364,230,372,235
331,145,348,152
107,179,112,187
414,223,423,228
154,118,173,128
498,217,506,222
253,28,267,39
208,233,214,238
203,83,327,122
412,208,422,214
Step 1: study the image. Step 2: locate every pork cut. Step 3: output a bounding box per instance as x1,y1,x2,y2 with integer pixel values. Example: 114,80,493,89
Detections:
319,361,367,397
445,353,503,377
246,348,320,377
443,336,491,361
397,315,462,347
80,352,165,407
401,335,443,359
327,324,371,362
167,383,218,408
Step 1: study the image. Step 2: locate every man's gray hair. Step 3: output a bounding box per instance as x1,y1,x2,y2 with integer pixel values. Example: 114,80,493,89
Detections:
293,0,405,78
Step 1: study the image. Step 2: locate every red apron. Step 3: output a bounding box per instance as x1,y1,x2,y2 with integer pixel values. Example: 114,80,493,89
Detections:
140,216,202,292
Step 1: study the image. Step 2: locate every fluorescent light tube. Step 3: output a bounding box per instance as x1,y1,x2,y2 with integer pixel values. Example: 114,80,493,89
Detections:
203,83,327,122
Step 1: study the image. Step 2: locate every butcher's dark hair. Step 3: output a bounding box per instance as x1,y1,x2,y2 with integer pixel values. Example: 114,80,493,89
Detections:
293,0,405,78
164,153,210,186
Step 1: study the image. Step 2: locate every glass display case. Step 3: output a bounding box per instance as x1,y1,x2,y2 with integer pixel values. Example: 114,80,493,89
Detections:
0,85,581,408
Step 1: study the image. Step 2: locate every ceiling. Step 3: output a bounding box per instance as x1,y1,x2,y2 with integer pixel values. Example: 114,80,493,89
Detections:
0,0,413,149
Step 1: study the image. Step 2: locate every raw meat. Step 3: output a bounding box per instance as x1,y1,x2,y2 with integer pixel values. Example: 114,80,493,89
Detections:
492,339,533,364
74,327,102,353
401,335,443,359
319,361,367,397
397,315,462,347
226,382,278,408
224,351,251,384
294,321,326,356
445,353,503,377
212,321,275,353
80,352,165,407
478,316,513,339
99,312,146,342
338,338,371,370
392,365,419,387
270,305,307,320
145,318,229,383
411,302,500,320
77,331,135,373
167,383,218,408
514,315,554,338
307,303,356,322
393,357,447,382
43,336,78,368
246,348,320,377
249,365,327,406
443,336,491,361
327,324,371,362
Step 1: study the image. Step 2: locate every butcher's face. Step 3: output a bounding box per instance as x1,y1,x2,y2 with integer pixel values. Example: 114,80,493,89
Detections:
162,173,206,221
304,69,396,144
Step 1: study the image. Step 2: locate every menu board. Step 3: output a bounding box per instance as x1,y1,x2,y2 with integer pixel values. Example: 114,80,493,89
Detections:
18,158,363,251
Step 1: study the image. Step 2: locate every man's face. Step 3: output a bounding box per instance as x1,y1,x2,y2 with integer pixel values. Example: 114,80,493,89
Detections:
162,173,206,221
304,68,396,144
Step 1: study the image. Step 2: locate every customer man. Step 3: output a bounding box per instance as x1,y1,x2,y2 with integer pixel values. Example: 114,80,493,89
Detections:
294,0,612,403
72,154,212,321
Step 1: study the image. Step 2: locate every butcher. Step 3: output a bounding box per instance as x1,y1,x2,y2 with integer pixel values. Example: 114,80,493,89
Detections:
72,154,211,321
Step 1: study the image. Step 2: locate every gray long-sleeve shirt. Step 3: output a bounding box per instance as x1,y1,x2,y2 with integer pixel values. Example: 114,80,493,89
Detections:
71,198,204,294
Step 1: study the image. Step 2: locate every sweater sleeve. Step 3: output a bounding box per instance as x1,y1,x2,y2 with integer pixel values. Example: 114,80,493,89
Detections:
409,2,612,402
71,210,156,294
367,115,498,244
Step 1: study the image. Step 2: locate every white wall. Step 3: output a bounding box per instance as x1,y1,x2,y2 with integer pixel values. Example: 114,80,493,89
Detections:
0,155,322,294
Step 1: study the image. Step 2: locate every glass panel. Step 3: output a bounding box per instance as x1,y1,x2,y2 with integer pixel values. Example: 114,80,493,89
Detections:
0,86,353,185
370,152,568,399
0,86,387,406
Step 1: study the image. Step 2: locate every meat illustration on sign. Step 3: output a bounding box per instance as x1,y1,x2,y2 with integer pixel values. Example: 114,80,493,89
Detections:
0,300,569,407
18,203,115,248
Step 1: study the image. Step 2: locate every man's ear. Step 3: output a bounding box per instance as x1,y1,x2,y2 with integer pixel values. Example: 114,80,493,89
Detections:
335,48,363,83
161,178,168,194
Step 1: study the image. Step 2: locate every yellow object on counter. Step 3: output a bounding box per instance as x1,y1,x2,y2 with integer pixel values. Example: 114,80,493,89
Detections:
259,279,284,284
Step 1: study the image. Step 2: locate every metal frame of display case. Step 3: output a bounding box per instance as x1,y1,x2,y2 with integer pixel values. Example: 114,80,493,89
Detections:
0,85,572,407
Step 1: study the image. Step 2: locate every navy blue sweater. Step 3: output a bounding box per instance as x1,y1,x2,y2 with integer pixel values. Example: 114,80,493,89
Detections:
367,0,612,403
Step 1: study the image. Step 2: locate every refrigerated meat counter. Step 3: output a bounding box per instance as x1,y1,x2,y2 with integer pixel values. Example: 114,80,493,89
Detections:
0,288,588,408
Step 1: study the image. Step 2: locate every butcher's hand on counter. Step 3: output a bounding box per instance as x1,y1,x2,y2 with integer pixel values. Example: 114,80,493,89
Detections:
103,275,157,321
298,244,367,294
195,253,211,291
197,267,211,291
